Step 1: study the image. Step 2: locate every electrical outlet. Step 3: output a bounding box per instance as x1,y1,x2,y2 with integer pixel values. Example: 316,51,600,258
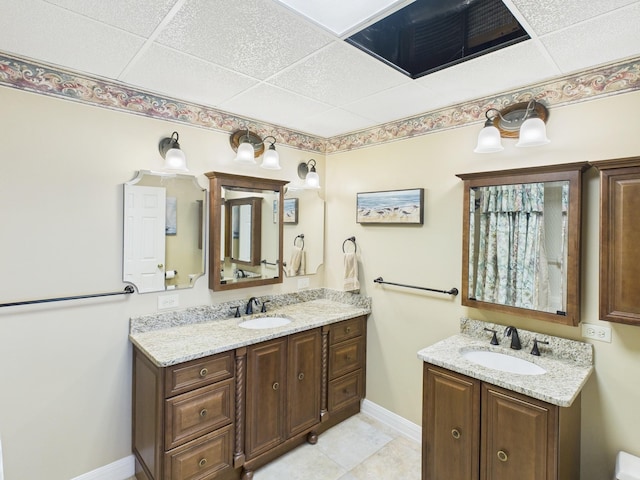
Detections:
581,323,612,342
158,293,179,310
297,277,310,290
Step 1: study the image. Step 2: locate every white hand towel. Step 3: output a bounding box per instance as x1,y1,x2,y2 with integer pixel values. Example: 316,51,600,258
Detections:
343,252,360,291
288,245,303,276
300,250,306,275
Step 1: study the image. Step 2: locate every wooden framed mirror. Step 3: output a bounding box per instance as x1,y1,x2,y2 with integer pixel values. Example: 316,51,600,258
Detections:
206,171,287,291
456,162,589,326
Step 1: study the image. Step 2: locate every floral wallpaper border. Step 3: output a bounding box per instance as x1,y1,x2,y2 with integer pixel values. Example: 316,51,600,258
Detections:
1,51,639,155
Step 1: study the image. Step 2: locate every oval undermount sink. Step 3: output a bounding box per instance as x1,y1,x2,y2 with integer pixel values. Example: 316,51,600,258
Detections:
462,350,546,375
238,316,292,330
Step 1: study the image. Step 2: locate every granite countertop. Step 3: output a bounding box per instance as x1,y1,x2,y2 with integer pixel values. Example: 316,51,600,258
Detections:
130,293,370,367
417,318,594,407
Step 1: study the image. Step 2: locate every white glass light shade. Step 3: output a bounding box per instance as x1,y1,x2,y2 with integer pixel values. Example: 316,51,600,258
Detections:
163,147,188,171
474,125,504,153
261,147,281,169
235,141,256,164
305,170,320,189
516,117,550,147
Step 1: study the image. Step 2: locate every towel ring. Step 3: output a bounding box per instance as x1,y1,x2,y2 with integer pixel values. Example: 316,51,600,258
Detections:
294,234,304,249
342,236,357,253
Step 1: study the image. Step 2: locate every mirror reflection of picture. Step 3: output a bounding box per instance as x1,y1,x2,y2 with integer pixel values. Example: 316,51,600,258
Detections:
166,197,177,235
284,198,298,224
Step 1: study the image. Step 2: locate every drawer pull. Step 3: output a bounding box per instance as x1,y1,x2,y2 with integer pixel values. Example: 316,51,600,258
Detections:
272,382,280,390
345,326,351,333
346,355,352,361
199,368,208,377
451,429,461,439
198,458,207,468
298,372,305,381
497,450,508,462
199,409,208,418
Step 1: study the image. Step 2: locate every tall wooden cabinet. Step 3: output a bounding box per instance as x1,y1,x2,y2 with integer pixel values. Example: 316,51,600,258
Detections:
422,364,581,480
592,157,640,325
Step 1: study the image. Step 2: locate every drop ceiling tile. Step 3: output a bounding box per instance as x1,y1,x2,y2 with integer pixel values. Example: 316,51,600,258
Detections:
156,0,333,80
269,42,410,106
219,84,331,132
414,40,560,111
342,82,435,124
43,0,179,36
0,0,144,79
122,44,258,107
541,3,640,74
511,0,638,36
296,108,378,138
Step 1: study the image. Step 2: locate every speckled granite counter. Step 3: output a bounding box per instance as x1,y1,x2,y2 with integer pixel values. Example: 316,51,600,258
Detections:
129,289,371,367
417,318,593,407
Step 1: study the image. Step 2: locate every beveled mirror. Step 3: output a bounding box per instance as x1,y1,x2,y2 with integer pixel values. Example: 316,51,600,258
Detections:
123,170,206,293
206,171,287,291
457,162,589,326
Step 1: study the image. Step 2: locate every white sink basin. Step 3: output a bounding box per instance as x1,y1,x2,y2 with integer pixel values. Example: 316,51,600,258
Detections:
238,316,292,330
461,350,546,375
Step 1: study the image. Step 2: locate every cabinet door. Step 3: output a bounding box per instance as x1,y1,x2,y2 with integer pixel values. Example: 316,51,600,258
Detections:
245,338,287,459
481,384,558,480
287,329,321,437
423,364,480,480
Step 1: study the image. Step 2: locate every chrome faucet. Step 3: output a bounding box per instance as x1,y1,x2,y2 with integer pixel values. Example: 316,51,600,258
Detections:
245,297,259,315
505,326,521,350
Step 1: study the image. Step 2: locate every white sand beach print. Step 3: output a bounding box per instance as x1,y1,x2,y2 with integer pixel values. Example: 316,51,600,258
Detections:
357,188,424,224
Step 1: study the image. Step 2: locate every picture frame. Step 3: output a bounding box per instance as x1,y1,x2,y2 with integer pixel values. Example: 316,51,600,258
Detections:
283,198,299,224
356,188,424,224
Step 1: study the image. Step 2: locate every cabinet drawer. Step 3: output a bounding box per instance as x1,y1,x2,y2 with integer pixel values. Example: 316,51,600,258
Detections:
165,351,234,398
164,424,234,480
329,337,363,380
330,316,364,344
328,369,363,412
165,378,234,450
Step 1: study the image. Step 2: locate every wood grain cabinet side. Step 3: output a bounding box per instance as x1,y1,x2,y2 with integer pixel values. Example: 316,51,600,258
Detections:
592,157,640,325
422,364,581,480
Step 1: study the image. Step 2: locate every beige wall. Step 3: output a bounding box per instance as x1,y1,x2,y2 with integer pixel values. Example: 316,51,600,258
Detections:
0,87,324,480
1,83,639,480
324,90,640,480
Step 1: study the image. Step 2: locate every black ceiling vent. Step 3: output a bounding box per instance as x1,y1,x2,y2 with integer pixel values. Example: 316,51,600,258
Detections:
346,0,529,79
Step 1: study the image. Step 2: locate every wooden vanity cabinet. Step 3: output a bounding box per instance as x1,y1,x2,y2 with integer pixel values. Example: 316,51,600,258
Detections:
423,364,581,480
133,348,237,480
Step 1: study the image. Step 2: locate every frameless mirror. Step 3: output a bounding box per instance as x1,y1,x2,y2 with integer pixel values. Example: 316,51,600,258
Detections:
457,163,589,326
283,189,325,276
123,170,206,293
206,172,287,291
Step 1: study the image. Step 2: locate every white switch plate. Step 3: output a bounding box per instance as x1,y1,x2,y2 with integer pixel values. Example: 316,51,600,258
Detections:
297,277,310,289
158,293,179,310
581,323,612,342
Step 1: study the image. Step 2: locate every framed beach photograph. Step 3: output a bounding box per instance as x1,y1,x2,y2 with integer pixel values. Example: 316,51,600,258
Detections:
284,198,299,224
356,188,424,224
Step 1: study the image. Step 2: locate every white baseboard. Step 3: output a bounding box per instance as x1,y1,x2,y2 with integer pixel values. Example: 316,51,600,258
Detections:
70,455,134,480
361,399,422,445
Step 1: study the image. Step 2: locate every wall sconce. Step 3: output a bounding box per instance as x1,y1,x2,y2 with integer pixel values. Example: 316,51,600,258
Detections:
229,129,281,169
474,100,550,153
297,159,320,189
159,131,188,171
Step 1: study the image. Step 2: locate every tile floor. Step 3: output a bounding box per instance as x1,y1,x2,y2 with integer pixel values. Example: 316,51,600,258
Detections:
127,413,421,480
253,413,421,480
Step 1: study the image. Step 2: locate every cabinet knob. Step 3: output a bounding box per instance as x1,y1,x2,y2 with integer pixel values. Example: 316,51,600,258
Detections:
346,355,352,361
298,372,305,381
451,429,461,439
346,326,351,333
198,458,207,468
272,382,280,390
497,450,508,462
200,409,208,418
199,367,208,377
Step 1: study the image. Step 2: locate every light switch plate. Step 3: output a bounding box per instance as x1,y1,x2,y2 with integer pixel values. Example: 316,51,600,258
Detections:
158,294,179,310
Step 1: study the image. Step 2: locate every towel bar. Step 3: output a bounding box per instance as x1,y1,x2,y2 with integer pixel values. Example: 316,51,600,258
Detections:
373,277,458,296
0,285,135,308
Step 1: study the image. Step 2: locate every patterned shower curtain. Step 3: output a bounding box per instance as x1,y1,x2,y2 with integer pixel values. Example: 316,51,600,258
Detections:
471,183,549,310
